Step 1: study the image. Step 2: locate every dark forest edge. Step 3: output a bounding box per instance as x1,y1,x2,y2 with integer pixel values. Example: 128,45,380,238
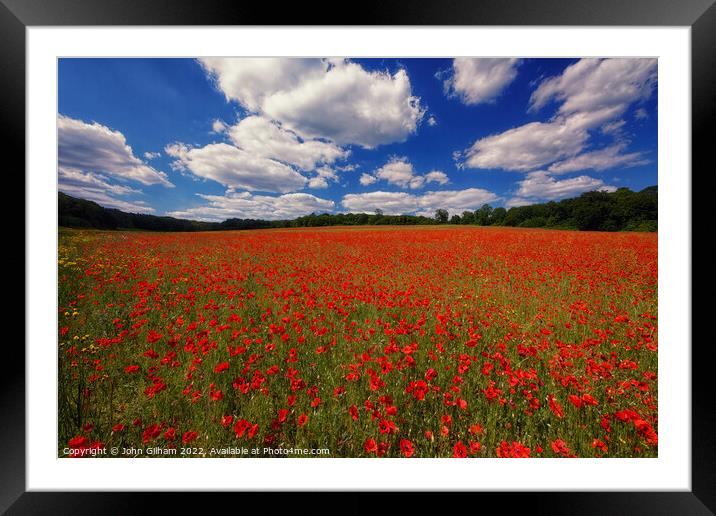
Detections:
59,186,657,233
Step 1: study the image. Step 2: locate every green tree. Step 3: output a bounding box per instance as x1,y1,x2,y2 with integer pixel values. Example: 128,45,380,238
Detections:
489,207,507,225
461,211,476,224
475,204,493,226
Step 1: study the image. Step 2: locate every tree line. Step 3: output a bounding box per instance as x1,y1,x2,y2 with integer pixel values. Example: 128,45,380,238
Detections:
59,185,656,233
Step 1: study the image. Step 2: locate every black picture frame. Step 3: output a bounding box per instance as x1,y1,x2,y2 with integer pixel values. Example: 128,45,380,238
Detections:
5,0,713,513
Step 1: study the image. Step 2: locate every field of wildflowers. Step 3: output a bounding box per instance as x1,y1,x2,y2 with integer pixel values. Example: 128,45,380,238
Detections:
58,226,657,458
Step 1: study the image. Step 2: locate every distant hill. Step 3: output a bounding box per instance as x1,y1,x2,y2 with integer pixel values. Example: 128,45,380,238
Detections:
58,186,657,233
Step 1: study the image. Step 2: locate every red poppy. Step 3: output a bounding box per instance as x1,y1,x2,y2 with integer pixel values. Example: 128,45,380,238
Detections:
214,362,230,373
182,431,199,444
453,441,468,458
146,330,163,343
400,439,415,457
68,435,88,448
548,394,565,418
364,438,378,454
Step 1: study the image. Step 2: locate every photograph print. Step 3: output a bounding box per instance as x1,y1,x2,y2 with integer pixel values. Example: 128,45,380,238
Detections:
57,57,658,459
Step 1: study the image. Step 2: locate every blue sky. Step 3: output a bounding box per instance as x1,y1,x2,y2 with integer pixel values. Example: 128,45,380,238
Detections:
58,57,657,220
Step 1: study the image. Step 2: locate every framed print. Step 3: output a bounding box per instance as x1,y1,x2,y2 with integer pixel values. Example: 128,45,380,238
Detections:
5,0,714,513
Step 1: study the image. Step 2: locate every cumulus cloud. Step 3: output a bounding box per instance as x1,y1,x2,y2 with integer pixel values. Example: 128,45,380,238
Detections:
374,157,417,188
424,171,450,185
58,167,154,213
343,191,416,214
199,58,424,148
228,116,348,171
529,58,657,115
514,171,617,200
460,58,657,173
314,166,338,181
199,58,326,112
307,166,340,189
167,190,334,221
308,176,329,189
342,188,499,217
547,144,650,174
166,142,308,193
461,106,621,171
359,173,377,186
143,151,161,160
58,115,173,187
365,157,451,189
444,58,521,105
427,116,438,127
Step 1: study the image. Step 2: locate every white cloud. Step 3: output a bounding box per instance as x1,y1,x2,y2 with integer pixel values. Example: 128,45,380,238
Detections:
228,115,348,171
424,171,450,185
529,58,657,115
460,59,656,173
601,120,626,136
199,58,326,112
504,197,534,209
461,106,621,171
359,173,377,186
143,151,161,160
342,191,417,214
427,116,438,127
58,115,173,187
166,142,308,193
58,167,154,213
444,58,521,105
547,144,650,174
167,191,334,221
415,188,500,217
374,157,417,188
371,157,451,189
342,188,499,217
212,119,229,133
514,171,617,200
315,166,338,181
199,58,424,148
408,176,426,189
307,176,329,189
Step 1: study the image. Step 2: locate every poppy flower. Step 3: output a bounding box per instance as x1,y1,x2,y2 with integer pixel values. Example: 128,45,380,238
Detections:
400,439,415,457
453,441,468,458
68,435,88,448
364,438,378,454
182,431,199,444
214,362,230,373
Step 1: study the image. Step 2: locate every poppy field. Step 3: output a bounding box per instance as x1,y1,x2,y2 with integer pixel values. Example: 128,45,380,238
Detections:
58,226,658,458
